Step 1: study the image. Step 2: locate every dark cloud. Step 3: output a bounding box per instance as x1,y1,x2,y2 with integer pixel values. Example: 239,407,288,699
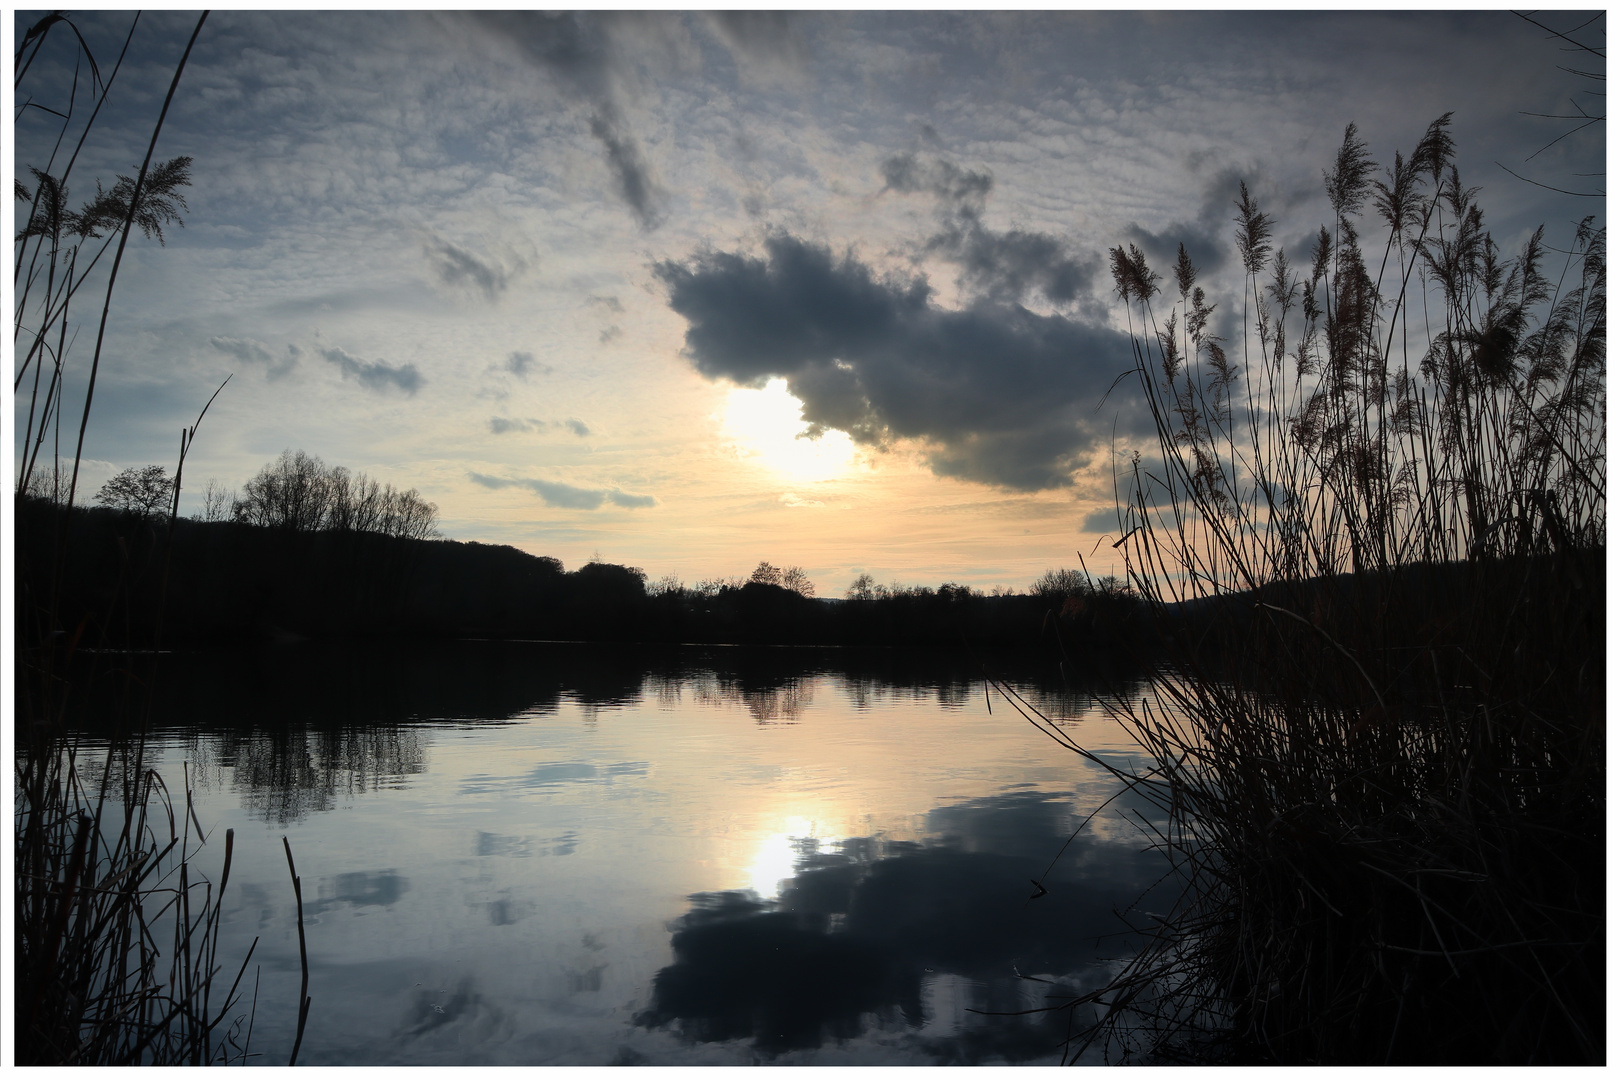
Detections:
505,350,550,378
563,418,591,437
589,108,665,230
706,11,810,73
208,335,297,380
466,13,665,229
469,471,654,510
1119,166,1282,287
881,152,1096,309
1079,453,1206,534
936,225,1097,307
599,325,623,344
423,236,517,301
587,294,624,313
319,346,423,395
1121,221,1224,294
469,11,616,99
654,233,1145,491
879,152,993,209
1080,504,1124,535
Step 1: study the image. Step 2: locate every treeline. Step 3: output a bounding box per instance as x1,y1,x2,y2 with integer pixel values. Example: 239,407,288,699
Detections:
16,494,1151,655
213,449,439,540
29,448,440,540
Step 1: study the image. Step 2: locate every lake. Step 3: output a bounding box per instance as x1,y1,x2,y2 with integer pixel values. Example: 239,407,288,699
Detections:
62,640,1172,1065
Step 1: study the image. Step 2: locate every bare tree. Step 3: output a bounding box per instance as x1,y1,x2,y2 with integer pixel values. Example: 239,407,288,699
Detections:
194,478,235,522
846,572,876,601
230,449,439,539
22,463,73,505
1031,568,1087,599
94,465,174,519
780,566,816,597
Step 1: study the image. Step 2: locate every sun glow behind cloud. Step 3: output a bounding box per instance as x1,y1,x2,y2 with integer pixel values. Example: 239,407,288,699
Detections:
722,378,857,483
17,12,1593,591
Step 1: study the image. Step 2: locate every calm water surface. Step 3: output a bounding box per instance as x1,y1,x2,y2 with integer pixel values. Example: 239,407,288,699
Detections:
68,641,1170,1065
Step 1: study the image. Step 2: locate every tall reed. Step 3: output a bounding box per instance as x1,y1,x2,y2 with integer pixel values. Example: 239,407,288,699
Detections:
1009,116,1604,1063
15,13,307,1064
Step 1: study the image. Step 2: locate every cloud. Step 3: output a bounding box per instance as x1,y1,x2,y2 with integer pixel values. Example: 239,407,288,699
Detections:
599,325,623,344
587,294,624,313
938,226,1098,307
319,346,423,395
209,335,298,380
1080,504,1124,534
466,12,666,229
468,11,617,99
654,233,1145,491
879,152,994,208
637,791,1170,1058
1079,454,1202,534
423,236,520,301
504,350,550,378
588,108,665,230
706,11,810,82
881,152,1096,308
486,416,591,437
1118,167,1256,286
469,471,653,509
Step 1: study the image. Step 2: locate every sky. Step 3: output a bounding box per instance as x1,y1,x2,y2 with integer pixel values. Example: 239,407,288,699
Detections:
9,9,1606,596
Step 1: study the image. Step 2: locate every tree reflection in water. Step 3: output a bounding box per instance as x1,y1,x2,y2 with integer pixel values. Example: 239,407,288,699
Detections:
68,641,1129,826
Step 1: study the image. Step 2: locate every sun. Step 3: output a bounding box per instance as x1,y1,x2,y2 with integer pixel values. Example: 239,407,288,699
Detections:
722,378,856,483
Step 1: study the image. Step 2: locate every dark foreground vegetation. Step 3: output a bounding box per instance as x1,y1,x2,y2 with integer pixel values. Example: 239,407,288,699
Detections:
17,492,1151,656
15,14,310,1065
1005,117,1605,1064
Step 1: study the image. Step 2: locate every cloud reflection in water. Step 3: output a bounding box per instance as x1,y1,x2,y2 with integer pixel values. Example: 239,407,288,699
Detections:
638,791,1166,1062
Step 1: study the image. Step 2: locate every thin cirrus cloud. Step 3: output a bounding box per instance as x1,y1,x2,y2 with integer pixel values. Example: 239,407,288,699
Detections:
319,346,424,395
487,417,591,437
653,232,1146,492
469,471,655,510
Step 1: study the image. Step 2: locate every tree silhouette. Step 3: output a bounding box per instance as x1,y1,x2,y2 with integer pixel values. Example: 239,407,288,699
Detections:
93,464,173,518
